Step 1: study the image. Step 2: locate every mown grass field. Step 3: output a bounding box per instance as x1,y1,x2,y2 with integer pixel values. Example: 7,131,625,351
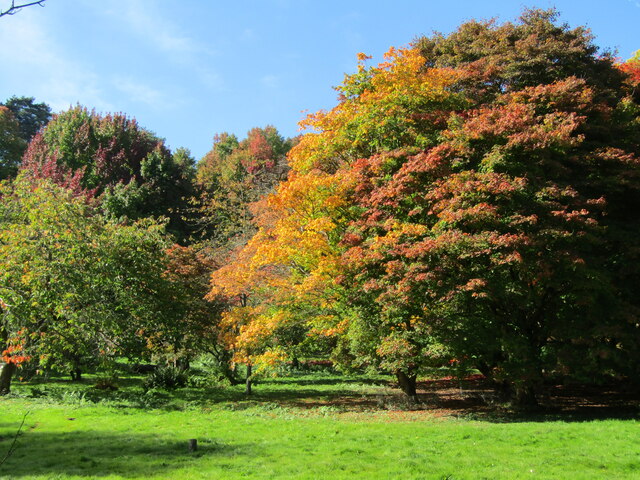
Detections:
0,372,639,479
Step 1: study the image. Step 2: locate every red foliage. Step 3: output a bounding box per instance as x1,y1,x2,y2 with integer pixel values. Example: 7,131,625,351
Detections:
619,59,640,87
21,143,96,198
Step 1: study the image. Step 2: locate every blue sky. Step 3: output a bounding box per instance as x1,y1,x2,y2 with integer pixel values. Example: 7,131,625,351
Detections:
1,0,638,160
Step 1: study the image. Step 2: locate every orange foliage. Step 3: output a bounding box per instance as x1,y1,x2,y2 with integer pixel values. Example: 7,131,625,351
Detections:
2,329,31,365
618,51,640,87
206,46,467,364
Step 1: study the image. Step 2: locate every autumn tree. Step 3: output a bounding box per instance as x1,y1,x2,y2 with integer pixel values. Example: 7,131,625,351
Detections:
338,10,640,404
197,127,295,389
209,10,640,405
206,47,462,393
21,106,195,241
146,244,228,373
194,126,293,249
0,176,188,391
619,50,640,103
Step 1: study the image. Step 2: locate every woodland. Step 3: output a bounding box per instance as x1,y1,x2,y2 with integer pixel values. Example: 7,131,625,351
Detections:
1,7,640,419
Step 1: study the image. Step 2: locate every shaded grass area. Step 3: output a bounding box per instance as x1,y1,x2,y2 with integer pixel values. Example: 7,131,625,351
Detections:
6,371,398,415
0,373,639,479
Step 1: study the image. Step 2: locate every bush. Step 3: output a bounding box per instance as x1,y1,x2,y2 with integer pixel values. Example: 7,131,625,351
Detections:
143,365,188,391
94,376,119,391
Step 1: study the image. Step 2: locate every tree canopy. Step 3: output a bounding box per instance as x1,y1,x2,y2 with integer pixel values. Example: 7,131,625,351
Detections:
0,106,26,180
0,176,202,391
208,9,640,404
21,106,195,241
0,97,51,180
2,96,52,144
194,126,293,249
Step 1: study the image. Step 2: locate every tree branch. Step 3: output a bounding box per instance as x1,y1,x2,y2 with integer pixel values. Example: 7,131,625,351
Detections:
0,411,29,468
0,1,46,18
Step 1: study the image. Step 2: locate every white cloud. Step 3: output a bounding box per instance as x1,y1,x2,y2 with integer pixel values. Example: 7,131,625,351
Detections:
96,0,224,91
118,1,203,57
0,10,114,112
97,0,216,61
111,76,167,108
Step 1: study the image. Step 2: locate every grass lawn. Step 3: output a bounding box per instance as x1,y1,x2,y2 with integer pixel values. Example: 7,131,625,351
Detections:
0,372,638,479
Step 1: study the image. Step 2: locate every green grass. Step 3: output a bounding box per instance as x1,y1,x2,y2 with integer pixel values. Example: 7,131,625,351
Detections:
0,372,639,479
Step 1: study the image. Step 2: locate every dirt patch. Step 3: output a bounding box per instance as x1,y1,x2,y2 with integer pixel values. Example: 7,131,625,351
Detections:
416,376,640,418
277,376,640,420
540,382,640,416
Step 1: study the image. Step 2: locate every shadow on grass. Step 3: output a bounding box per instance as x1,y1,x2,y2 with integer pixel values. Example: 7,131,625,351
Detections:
11,373,639,423
112,375,388,411
0,430,254,478
9,378,387,415
152,384,380,412
267,375,387,387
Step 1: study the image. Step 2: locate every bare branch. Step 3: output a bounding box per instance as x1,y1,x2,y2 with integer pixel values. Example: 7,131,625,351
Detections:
0,1,46,18
0,411,29,468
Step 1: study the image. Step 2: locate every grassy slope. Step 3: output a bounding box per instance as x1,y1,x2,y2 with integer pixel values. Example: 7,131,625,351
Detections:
0,374,638,480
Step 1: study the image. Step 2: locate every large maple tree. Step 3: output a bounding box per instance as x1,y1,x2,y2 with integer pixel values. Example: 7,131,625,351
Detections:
209,9,640,405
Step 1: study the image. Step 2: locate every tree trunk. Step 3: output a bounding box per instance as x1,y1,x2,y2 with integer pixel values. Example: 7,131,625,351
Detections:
207,347,241,385
476,361,493,378
489,377,541,408
245,364,252,396
222,366,241,386
512,383,539,409
291,356,300,370
70,367,82,381
214,357,241,386
396,370,418,402
0,362,16,395
492,379,512,402
176,356,190,370
220,356,240,385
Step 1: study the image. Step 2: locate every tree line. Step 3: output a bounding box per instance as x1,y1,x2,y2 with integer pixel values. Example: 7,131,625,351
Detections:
1,9,639,406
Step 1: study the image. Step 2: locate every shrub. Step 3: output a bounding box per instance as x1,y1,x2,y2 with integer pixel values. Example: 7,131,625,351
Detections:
143,365,188,391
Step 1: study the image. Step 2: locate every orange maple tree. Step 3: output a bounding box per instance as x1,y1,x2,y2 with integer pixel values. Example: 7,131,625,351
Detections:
207,46,462,385
208,10,640,405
